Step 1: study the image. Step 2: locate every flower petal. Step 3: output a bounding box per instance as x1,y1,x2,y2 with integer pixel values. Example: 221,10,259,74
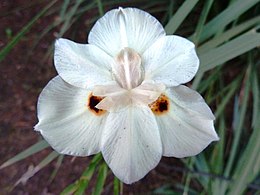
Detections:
168,85,215,120
143,36,199,86
131,80,166,105
101,106,162,184
93,83,130,112
88,7,165,57
35,76,107,156
54,38,114,89
155,85,219,157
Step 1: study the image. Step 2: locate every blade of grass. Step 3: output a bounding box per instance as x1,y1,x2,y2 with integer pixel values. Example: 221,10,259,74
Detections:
92,163,108,195
195,66,221,93
223,64,252,186
48,155,64,184
61,153,102,195
183,157,195,194
0,0,57,62
211,115,226,175
252,65,259,128
191,0,214,45
214,78,241,119
96,0,104,16
165,0,199,35
113,176,123,195
59,0,71,19
199,29,260,73
0,140,49,169
75,153,103,195
198,0,259,42
14,151,59,186
113,177,120,195
194,154,210,189
60,183,79,195
198,16,260,53
192,71,204,90
58,0,84,38
228,116,260,195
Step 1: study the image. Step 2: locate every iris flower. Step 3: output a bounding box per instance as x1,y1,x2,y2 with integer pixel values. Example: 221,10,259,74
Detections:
35,7,219,184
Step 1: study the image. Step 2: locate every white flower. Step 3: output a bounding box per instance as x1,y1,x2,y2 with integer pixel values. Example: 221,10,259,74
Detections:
35,7,219,184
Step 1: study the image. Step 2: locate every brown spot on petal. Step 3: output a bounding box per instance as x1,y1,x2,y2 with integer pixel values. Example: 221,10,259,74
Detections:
88,93,106,116
149,94,170,115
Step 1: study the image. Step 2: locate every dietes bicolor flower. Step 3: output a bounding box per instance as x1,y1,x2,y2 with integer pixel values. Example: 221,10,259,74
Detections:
35,7,219,184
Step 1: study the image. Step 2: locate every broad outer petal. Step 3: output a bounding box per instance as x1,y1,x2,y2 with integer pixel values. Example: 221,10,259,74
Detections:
54,38,114,89
101,106,162,184
156,85,219,157
143,36,199,87
88,7,165,57
35,76,107,156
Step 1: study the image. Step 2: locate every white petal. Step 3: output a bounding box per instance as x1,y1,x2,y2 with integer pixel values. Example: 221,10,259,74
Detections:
131,81,166,105
34,76,107,156
156,85,218,157
143,36,199,86
93,83,130,112
168,85,215,120
101,106,162,184
54,38,114,89
88,7,165,57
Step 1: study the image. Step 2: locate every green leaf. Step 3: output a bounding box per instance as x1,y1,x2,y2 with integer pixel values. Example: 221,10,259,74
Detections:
199,29,260,72
0,140,49,169
58,0,84,37
252,67,260,128
198,16,260,53
191,0,214,44
214,77,241,119
60,183,78,195
165,0,199,35
92,163,108,195
59,0,70,19
211,115,226,174
113,176,123,195
61,153,102,195
48,155,64,183
0,0,57,62
221,65,252,194
14,151,59,186
113,177,120,195
228,115,260,195
199,0,260,42
96,0,104,16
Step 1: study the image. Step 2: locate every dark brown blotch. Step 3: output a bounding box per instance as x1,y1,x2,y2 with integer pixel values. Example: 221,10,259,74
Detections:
88,93,106,116
149,94,170,115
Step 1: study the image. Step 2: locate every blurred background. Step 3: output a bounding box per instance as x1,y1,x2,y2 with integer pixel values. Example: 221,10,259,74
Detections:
0,0,259,194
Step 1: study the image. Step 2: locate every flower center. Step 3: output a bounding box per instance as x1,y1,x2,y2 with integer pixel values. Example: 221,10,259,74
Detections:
92,48,165,112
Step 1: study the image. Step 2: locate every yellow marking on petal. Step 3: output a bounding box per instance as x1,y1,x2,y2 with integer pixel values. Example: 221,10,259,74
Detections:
149,94,170,115
88,93,106,116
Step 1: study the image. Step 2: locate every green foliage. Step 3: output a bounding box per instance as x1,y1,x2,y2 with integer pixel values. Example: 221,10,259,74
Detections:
1,0,259,194
0,140,49,169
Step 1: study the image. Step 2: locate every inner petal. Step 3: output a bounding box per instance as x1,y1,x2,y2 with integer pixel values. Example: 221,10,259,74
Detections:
131,81,166,105
113,47,143,89
92,81,165,112
93,83,130,112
